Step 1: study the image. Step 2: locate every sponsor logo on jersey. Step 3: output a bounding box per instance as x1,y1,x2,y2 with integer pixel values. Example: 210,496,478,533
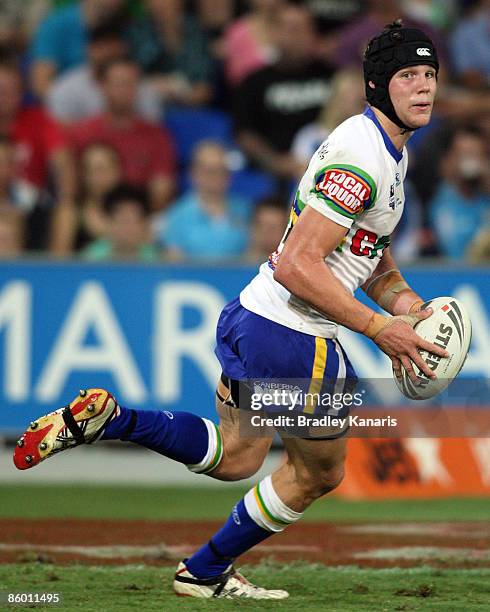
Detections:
316,168,372,215
389,184,395,210
416,47,431,56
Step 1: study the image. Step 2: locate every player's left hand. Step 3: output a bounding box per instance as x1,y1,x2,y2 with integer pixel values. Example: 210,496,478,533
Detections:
367,309,449,383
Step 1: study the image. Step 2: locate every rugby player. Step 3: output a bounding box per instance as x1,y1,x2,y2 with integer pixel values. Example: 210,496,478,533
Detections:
14,21,448,599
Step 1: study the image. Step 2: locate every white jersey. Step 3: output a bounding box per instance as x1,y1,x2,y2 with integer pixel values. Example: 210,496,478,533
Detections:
240,107,408,338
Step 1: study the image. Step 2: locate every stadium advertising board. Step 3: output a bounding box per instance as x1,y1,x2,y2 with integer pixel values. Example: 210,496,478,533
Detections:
0,262,488,436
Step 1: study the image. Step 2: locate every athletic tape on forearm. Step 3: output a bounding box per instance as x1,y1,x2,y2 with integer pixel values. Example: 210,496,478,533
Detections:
244,475,303,533
365,269,407,310
365,269,422,314
187,419,223,474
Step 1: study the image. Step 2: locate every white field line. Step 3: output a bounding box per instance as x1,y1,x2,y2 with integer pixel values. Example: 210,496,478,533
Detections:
0,543,187,559
341,523,490,539
3,542,487,563
354,546,490,561
0,542,321,559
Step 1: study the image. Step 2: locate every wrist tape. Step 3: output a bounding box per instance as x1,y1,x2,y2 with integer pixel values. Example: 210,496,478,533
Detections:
363,311,420,341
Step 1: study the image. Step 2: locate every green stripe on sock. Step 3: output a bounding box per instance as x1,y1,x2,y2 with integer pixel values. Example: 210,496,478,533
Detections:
204,424,222,473
256,483,291,527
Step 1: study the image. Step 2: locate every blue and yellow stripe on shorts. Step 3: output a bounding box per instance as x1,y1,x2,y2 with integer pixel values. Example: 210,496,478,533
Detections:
303,336,352,415
215,297,358,421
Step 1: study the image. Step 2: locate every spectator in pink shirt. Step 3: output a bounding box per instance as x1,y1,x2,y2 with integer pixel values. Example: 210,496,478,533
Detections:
221,0,285,86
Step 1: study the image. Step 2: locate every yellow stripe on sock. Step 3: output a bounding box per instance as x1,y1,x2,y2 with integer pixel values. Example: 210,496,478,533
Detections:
253,485,290,528
253,486,269,522
304,337,327,414
202,424,222,473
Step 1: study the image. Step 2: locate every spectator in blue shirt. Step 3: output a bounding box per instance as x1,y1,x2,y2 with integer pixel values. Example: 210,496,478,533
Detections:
429,126,490,260
29,0,127,100
450,0,490,90
154,140,250,260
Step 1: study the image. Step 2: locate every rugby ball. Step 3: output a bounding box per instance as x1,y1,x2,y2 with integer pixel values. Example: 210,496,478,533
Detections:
394,297,471,400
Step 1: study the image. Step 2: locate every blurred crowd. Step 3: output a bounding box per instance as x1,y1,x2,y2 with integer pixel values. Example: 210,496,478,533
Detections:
0,0,488,263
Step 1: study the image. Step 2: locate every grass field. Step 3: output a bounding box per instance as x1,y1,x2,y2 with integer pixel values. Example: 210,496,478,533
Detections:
1,485,489,611
1,563,490,611
1,485,489,521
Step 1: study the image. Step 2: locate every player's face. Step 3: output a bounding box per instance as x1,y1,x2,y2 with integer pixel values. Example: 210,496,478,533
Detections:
388,65,437,129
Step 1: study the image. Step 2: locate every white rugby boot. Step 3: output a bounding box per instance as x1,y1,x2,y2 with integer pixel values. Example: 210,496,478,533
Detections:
173,560,289,599
13,389,120,470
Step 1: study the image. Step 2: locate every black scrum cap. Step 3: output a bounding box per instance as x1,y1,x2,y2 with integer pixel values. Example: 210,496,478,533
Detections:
363,20,439,131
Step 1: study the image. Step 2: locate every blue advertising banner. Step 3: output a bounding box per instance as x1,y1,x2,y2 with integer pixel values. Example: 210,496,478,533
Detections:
0,262,489,434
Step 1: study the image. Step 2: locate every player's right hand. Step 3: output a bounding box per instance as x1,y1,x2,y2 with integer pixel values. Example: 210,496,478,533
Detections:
371,309,449,383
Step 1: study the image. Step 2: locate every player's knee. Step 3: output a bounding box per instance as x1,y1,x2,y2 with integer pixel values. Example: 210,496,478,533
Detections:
210,450,262,482
321,464,345,494
212,459,261,481
297,463,345,504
